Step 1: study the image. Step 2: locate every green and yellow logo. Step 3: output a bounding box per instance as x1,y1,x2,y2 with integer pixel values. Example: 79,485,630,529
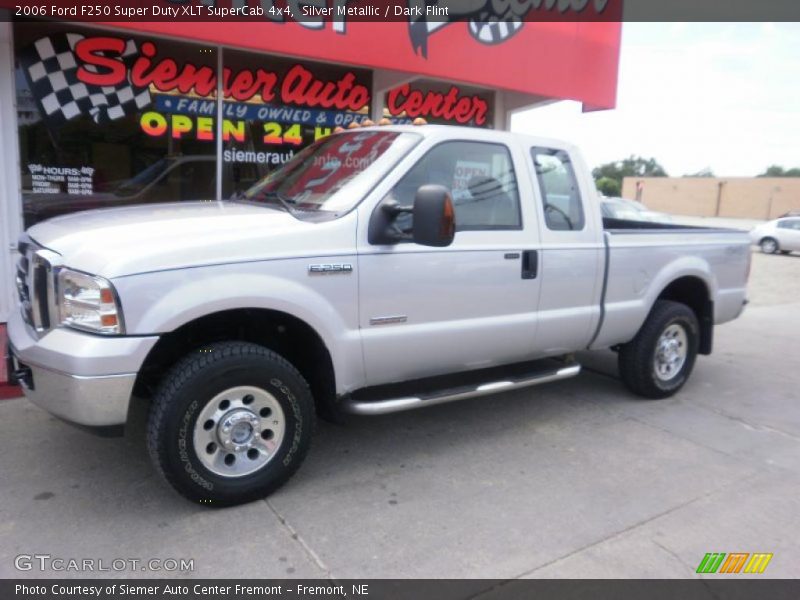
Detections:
696,552,773,574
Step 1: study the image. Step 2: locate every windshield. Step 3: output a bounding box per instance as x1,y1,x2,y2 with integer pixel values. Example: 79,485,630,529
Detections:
241,131,420,215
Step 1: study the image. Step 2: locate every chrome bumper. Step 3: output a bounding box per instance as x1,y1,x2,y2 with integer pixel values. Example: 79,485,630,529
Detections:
13,357,137,426
7,309,159,427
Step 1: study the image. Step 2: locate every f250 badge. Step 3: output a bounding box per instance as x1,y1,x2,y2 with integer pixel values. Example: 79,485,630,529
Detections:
308,263,353,275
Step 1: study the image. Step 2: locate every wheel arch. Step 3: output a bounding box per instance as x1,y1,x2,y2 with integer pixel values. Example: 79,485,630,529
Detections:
655,276,713,355
132,308,340,421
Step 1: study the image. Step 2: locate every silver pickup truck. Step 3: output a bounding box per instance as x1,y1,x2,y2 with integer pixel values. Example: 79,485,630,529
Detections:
7,125,750,505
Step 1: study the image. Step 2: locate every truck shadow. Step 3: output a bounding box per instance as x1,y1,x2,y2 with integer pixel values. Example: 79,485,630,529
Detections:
7,359,630,518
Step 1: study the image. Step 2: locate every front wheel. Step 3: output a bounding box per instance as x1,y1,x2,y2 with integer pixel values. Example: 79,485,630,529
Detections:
618,300,699,399
760,237,779,254
147,342,314,506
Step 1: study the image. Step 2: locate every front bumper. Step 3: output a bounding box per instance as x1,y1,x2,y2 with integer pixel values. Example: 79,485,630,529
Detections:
7,309,159,427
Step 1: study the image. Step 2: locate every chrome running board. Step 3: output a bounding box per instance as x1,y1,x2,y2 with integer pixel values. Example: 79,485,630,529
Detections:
341,363,581,416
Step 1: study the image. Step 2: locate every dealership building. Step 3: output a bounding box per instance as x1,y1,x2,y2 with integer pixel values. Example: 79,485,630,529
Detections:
0,12,620,390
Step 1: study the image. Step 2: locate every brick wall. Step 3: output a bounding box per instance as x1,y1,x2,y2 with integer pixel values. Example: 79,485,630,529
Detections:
621,177,800,220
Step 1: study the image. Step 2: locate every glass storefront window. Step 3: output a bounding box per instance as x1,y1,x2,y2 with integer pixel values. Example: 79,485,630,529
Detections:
221,48,372,200
14,22,219,229
13,23,496,230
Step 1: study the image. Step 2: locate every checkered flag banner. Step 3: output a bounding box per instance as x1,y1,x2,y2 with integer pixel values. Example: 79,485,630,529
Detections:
20,33,151,125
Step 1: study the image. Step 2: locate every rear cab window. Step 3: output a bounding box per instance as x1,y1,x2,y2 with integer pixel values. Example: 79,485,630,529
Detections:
531,147,585,231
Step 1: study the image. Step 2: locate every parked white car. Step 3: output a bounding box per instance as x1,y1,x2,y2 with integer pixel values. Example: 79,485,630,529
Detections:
750,217,800,254
601,196,673,223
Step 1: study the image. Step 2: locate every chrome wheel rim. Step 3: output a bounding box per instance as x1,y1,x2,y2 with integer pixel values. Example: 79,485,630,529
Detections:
193,386,285,478
762,239,777,253
654,323,688,382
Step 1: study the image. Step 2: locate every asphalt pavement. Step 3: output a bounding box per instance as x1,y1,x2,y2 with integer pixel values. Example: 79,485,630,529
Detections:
1,250,798,579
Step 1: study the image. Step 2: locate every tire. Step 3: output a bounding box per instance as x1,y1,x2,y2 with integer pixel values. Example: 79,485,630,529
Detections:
760,237,779,254
147,341,314,506
618,300,699,399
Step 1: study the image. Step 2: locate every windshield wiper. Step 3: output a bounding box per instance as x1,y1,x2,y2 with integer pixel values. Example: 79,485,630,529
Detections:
253,190,296,211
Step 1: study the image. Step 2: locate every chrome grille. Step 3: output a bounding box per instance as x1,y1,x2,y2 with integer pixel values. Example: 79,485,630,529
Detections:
15,240,34,326
15,237,59,335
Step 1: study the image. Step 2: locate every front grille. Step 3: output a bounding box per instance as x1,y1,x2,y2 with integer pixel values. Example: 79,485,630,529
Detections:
15,237,56,334
15,241,34,326
34,263,51,329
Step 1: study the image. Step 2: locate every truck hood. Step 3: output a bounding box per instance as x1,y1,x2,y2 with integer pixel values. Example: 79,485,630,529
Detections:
27,202,334,278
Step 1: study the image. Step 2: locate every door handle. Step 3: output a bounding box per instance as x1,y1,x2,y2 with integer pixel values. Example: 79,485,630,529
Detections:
521,250,538,279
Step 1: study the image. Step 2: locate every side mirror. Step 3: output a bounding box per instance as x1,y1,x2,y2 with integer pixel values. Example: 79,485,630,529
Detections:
367,184,456,246
412,185,455,247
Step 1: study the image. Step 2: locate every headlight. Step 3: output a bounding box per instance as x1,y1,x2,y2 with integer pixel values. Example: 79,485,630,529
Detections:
57,268,124,334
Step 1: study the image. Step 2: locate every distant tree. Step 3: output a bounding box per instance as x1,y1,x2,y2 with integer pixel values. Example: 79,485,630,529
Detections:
596,176,621,197
592,156,668,195
759,165,800,177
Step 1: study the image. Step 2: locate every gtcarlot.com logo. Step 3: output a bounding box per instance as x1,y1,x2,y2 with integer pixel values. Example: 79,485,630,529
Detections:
696,552,773,574
14,554,194,573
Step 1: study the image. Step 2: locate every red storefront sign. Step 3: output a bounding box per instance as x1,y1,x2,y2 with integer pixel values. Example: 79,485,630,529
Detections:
387,84,489,126
99,12,620,111
74,36,370,110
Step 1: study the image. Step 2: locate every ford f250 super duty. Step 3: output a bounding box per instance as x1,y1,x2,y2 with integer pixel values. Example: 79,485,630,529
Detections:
6,125,750,505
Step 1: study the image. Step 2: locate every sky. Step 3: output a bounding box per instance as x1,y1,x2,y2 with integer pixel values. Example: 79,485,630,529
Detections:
512,23,800,177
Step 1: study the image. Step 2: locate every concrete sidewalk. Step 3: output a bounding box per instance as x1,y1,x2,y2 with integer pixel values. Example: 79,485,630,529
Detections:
1,254,798,579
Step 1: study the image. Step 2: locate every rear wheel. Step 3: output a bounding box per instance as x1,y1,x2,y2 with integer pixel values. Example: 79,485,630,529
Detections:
618,300,699,399
147,341,314,506
760,237,779,254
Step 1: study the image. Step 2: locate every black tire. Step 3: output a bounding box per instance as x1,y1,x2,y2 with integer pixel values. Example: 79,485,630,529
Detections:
760,237,779,254
147,341,314,506
618,300,699,399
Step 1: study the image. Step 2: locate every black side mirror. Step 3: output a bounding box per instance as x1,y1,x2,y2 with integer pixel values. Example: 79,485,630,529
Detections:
412,185,455,247
367,184,456,247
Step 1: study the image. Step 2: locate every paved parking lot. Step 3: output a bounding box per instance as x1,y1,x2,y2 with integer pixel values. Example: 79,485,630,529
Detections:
1,250,798,580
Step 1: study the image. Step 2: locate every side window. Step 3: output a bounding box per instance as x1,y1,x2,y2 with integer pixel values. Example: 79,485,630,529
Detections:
778,219,800,230
532,148,585,231
385,141,521,232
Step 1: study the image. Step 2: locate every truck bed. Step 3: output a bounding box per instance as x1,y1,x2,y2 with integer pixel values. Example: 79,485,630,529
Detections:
590,218,751,352
602,217,735,233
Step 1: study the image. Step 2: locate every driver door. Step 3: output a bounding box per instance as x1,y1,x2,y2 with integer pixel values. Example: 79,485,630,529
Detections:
356,139,542,386
778,218,800,250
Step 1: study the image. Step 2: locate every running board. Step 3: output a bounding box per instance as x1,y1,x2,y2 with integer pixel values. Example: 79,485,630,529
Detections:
340,363,581,416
